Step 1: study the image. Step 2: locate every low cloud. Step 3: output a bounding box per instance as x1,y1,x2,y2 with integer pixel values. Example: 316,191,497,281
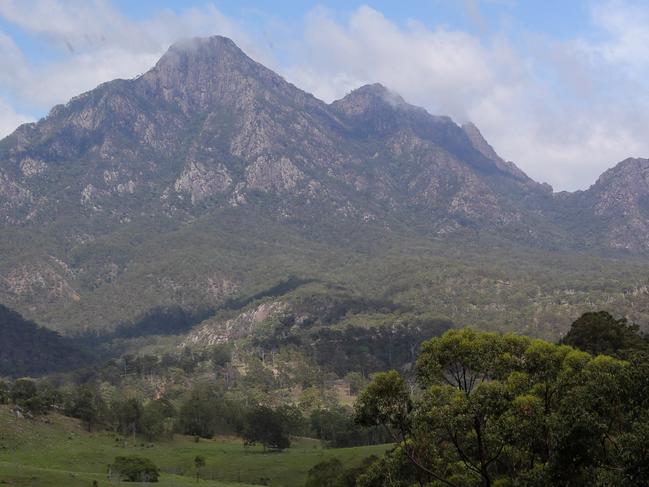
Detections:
0,0,264,112
0,96,33,135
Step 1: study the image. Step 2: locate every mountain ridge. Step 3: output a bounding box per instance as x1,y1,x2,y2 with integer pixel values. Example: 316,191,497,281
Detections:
0,35,641,241
2,35,649,335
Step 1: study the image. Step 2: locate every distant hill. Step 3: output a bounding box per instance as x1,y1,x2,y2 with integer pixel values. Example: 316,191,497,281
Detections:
1,36,649,337
0,304,90,376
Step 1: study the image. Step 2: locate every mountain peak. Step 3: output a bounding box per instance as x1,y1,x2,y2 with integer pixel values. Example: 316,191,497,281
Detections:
350,82,393,97
139,35,287,111
593,157,649,188
331,83,408,117
175,35,238,49
156,36,244,68
573,157,649,250
148,35,254,80
612,157,649,172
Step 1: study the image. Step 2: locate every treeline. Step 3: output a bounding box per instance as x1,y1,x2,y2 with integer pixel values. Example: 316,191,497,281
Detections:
64,314,450,396
0,378,176,439
0,378,388,450
91,347,217,383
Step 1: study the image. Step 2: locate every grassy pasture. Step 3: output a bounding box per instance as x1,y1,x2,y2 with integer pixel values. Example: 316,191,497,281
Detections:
0,406,389,486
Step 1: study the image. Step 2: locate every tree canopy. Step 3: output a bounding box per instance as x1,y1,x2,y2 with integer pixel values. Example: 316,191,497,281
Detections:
355,327,649,487
112,456,159,483
560,310,646,357
243,405,291,451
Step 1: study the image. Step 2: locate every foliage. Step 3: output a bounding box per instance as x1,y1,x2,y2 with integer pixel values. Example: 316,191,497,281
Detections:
211,344,232,368
246,313,452,386
10,378,48,414
194,455,206,468
305,458,343,487
65,385,106,431
177,385,241,438
10,378,38,404
194,455,206,482
140,399,176,441
561,310,646,357
310,407,392,448
306,455,381,487
306,320,451,377
242,405,291,451
111,397,144,437
112,455,159,482
0,381,8,404
355,328,649,486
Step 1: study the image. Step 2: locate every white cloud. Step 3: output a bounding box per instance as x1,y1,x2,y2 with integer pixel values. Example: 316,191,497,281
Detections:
0,0,265,107
589,0,649,71
283,6,526,118
0,96,33,138
275,3,649,191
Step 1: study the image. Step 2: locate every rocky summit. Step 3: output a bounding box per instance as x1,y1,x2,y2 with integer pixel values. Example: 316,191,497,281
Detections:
2,36,649,334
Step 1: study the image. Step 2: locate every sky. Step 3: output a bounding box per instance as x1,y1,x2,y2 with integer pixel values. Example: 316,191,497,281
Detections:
1,1,648,191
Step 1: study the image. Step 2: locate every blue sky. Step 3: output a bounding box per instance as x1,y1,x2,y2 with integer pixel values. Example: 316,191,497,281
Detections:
1,0,648,190
108,1,593,39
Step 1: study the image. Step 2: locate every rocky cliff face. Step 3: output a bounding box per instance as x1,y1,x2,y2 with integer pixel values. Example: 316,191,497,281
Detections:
560,158,649,250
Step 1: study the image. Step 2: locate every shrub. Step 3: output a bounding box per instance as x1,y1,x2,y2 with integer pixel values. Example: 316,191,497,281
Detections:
112,455,159,482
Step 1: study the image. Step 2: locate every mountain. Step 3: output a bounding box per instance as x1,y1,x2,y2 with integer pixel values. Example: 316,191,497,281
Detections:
0,36,561,236
2,36,649,337
0,36,610,239
557,158,649,251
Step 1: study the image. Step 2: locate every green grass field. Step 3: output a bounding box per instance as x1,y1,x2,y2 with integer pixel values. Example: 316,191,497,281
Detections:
0,406,390,486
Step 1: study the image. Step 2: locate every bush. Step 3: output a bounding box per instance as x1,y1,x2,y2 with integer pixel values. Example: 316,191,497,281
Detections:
10,378,48,414
243,405,291,451
177,385,242,438
10,378,37,404
112,455,159,482
305,458,343,487
306,456,379,487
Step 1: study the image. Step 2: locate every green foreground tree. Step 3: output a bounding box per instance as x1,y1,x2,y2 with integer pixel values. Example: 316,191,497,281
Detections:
355,328,649,487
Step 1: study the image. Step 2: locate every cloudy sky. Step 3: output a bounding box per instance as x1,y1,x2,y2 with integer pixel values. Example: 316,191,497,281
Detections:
1,0,648,191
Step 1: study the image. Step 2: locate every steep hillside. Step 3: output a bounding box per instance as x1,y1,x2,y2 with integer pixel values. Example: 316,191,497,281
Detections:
1,36,649,336
559,158,649,251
